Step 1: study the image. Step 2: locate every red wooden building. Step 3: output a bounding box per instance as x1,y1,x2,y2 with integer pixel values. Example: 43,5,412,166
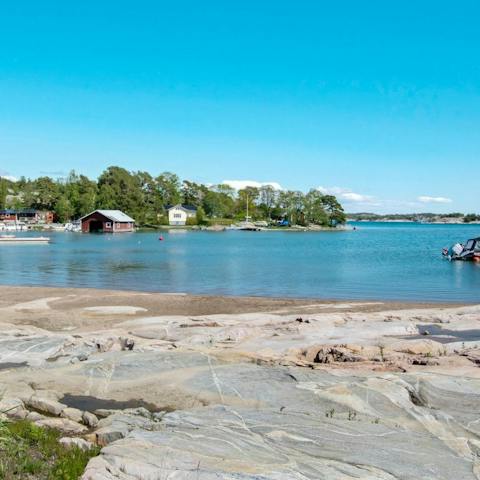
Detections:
80,210,135,233
0,209,55,223
0,209,17,221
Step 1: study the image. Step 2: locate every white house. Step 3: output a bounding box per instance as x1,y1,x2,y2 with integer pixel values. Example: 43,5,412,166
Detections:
167,204,197,226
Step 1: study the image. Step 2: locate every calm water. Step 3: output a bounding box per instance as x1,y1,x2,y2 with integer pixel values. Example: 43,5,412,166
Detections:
1,223,479,302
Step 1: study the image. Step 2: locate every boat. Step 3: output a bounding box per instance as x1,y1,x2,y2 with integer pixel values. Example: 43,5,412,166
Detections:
0,235,51,245
64,221,81,232
442,237,480,261
236,195,264,231
237,221,263,231
0,221,28,232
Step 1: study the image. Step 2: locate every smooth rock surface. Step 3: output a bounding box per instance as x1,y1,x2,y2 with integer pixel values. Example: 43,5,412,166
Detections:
84,405,477,480
2,288,480,479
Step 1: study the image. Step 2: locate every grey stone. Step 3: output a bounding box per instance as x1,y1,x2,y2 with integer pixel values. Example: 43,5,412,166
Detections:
82,411,99,428
61,407,84,423
35,417,88,434
25,395,66,416
59,437,94,451
95,411,159,446
26,411,46,422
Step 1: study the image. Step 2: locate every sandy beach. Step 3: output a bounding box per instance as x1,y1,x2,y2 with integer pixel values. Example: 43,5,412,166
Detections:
1,286,480,479
0,285,457,329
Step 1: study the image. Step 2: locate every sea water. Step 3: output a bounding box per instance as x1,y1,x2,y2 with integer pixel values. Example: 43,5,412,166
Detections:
1,222,479,302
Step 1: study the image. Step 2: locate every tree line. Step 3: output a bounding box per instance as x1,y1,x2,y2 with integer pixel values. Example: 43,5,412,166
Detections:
0,166,346,227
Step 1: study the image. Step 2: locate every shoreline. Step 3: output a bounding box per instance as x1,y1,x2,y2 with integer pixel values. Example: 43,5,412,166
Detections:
0,284,468,323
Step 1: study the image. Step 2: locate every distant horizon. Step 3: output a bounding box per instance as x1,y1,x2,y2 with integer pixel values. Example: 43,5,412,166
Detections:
1,1,479,214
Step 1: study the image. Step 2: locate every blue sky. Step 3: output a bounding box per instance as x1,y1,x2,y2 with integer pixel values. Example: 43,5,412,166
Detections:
0,1,479,213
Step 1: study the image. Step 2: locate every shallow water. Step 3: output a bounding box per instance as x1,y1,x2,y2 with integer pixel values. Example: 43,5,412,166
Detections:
1,222,479,302
60,394,166,413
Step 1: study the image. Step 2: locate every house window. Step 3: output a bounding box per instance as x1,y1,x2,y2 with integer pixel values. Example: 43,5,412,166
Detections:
105,222,111,228
174,213,182,219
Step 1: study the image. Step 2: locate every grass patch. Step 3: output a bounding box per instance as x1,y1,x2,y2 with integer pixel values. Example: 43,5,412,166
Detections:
0,419,99,479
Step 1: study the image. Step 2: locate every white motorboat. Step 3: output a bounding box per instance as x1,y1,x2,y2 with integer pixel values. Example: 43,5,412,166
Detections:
0,235,51,244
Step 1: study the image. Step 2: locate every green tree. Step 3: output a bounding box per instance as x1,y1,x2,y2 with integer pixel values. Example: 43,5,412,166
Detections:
322,195,346,226
304,190,329,225
464,213,480,223
24,177,60,210
63,171,97,218
215,184,236,198
278,190,304,225
0,179,8,209
202,190,235,218
135,171,159,224
196,206,207,225
156,172,181,206
236,187,259,220
258,185,277,220
75,175,97,216
3,166,349,228
182,180,206,207
55,195,75,222
97,166,144,220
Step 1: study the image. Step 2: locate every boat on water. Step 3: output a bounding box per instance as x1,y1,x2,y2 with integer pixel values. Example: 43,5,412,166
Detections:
442,237,480,261
0,235,51,245
237,221,263,231
64,221,81,232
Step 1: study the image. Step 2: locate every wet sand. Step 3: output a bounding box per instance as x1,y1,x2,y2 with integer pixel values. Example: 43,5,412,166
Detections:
0,285,459,331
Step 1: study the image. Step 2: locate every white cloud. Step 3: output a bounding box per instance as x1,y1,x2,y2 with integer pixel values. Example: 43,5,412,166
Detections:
318,186,375,203
222,180,283,190
0,175,17,182
0,169,17,182
417,196,452,204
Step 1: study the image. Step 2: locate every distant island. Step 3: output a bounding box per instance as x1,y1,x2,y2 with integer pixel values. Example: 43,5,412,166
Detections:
348,212,480,224
0,166,346,228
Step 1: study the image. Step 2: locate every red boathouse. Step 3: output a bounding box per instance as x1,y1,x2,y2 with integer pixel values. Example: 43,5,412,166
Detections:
80,210,135,233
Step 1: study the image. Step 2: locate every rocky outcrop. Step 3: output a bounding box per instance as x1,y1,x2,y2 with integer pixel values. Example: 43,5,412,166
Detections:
2,296,480,479
95,409,162,446
83,404,477,480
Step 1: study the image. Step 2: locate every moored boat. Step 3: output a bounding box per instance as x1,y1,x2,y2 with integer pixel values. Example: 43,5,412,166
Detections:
442,237,480,261
0,235,51,245
237,221,263,231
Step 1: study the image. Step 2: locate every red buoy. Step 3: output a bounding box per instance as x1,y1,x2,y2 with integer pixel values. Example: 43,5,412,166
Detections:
159,236,164,241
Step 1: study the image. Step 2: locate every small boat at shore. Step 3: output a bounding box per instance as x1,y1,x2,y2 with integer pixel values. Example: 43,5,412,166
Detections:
442,237,480,261
0,235,51,245
237,222,263,231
